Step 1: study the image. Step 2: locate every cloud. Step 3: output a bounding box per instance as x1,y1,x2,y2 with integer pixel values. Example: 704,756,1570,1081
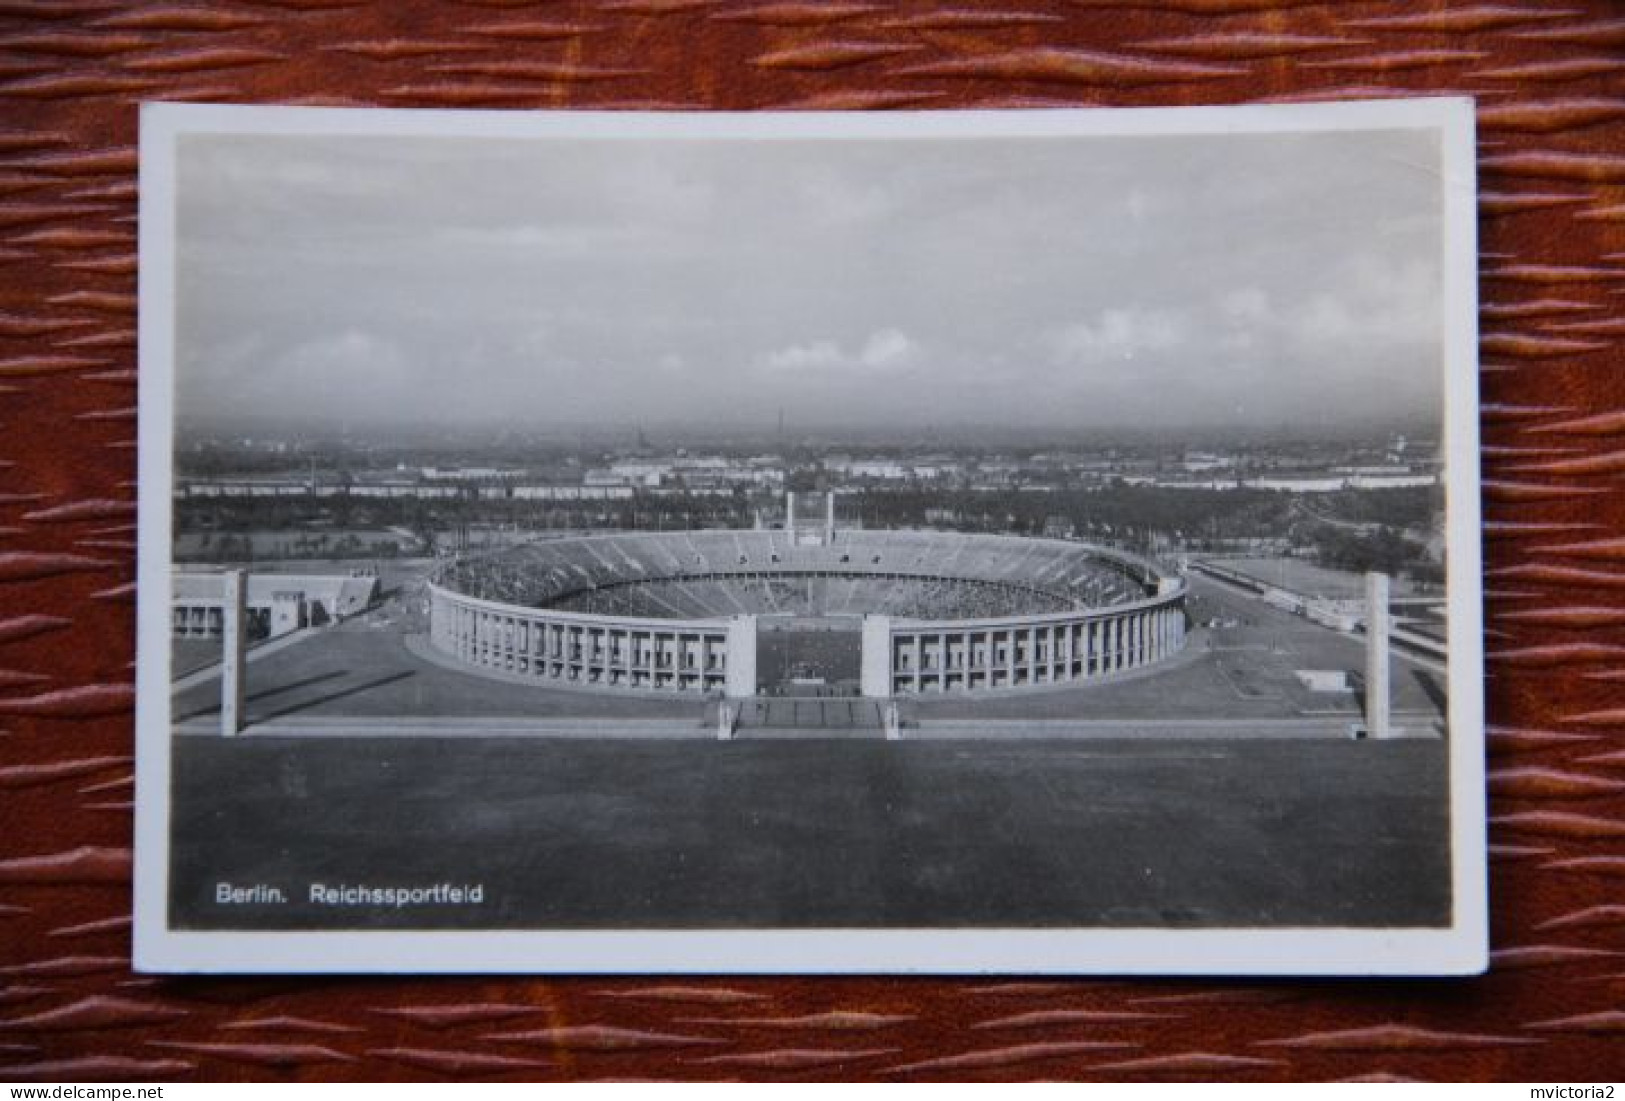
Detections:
176,127,1446,432
859,328,917,369
795,169,894,226
1215,258,1437,352
1221,287,1270,324
1049,308,1186,365
764,339,842,372
762,328,920,374
605,159,716,223
262,330,411,411
1293,296,1360,343
438,223,647,257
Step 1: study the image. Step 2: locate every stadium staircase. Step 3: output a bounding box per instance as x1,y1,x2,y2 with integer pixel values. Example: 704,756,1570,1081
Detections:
725,697,889,739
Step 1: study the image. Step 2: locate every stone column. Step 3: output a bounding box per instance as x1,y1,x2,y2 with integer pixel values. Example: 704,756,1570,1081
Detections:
220,570,247,737
725,615,757,699
1366,571,1392,739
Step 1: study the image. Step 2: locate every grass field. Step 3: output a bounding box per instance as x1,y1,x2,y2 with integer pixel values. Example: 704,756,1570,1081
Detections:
170,735,1451,932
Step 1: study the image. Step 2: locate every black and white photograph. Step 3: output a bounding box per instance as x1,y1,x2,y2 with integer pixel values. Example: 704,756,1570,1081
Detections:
134,100,1484,974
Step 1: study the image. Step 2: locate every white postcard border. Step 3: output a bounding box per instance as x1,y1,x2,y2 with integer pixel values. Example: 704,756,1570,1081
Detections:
134,98,1485,975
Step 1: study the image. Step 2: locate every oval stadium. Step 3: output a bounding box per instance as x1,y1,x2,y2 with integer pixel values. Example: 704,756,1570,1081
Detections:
427,495,1188,700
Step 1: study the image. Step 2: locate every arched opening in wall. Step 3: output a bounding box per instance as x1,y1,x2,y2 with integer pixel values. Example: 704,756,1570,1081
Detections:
756,615,862,697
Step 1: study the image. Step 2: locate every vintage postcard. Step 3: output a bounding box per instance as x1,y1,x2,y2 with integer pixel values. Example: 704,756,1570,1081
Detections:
134,99,1484,974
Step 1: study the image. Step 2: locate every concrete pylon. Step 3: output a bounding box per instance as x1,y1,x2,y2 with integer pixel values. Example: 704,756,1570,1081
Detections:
786,491,796,540
221,569,248,736
826,491,836,543
725,615,757,699
861,615,893,699
1365,571,1391,739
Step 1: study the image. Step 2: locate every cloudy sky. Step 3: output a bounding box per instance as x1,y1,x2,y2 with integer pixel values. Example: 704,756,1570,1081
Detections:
175,124,1444,434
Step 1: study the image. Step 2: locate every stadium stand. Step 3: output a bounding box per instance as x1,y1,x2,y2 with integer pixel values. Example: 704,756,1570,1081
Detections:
437,530,1148,621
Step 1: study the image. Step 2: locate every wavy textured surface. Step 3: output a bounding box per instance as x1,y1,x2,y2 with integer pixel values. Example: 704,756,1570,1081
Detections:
1,0,1623,1084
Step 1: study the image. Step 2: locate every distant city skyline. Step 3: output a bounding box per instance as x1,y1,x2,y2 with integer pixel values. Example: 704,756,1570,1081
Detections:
176,125,1446,435
178,414,1441,456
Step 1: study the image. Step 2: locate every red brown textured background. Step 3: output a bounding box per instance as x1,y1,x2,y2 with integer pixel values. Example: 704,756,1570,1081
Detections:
2,0,1624,1083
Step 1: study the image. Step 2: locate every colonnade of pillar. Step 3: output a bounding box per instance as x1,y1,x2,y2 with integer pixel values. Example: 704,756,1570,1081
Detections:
429,585,732,695
881,602,1186,696
431,583,1187,702
172,604,226,638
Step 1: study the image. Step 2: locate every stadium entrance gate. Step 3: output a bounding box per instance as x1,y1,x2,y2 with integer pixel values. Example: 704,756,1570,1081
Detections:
755,614,863,698
729,617,885,736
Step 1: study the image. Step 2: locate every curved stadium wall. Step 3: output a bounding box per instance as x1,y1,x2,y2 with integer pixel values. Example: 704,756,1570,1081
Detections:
426,530,1187,699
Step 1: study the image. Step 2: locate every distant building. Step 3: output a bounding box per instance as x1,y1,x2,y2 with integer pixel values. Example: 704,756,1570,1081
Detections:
1182,451,1232,472
172,570,379,641
422,466,516,481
